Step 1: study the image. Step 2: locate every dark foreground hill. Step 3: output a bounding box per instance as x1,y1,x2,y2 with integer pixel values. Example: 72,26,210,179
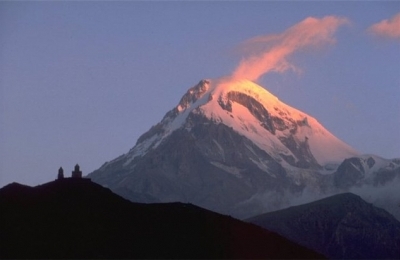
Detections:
0,178,323,259
247,193,400,259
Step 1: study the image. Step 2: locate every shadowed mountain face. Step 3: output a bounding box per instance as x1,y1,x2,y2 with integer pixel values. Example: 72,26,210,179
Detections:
0,178,323,259
247,193,400,259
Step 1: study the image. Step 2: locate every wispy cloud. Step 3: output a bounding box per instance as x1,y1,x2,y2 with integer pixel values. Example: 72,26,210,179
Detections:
368,13,400,39
231,16,349,82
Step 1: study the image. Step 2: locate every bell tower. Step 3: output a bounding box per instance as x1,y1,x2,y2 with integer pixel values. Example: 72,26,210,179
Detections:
71,164,82,178
57,167,64,180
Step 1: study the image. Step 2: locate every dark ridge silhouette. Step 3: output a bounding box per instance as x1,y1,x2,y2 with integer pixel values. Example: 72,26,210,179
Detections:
0,178,324,259
247,193,400,259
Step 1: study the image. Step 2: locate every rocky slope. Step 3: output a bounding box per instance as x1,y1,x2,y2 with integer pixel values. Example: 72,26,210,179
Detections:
247,193,400,259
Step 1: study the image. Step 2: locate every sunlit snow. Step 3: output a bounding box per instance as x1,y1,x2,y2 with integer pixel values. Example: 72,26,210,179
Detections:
125,77,359,168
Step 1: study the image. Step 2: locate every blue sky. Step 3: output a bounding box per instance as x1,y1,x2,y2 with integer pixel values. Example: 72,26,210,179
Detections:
1,1,399,187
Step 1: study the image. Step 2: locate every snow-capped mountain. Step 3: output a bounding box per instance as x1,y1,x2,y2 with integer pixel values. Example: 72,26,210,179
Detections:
88,78,400,219
125,78,357,168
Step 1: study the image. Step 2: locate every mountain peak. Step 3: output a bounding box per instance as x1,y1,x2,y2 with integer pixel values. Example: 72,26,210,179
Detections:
176,79,211,112
99,78,360,177
212,78,280,103
175,78,281,114
130,78,357,167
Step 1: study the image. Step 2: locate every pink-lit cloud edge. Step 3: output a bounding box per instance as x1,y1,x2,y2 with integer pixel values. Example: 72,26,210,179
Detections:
368,12,400,39
231,14,399,83
231,16,349,82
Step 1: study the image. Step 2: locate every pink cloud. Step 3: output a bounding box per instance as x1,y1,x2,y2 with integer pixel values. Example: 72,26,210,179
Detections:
369,13,400,39
231,16,349,82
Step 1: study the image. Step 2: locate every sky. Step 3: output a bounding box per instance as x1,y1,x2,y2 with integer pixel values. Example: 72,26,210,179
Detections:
1,1,399,187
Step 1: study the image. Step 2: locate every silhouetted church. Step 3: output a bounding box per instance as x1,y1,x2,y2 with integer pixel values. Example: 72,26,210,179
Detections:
57,164,86,180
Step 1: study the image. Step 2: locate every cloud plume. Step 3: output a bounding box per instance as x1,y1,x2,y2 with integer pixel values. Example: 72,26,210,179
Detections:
368,13,400,39
231,16,349,82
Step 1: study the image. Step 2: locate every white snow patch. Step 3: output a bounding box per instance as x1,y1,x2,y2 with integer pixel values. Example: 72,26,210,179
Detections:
124,134,160,166
210,161,243,178
358,154,400,178
249,158,275,177
212,139,225,161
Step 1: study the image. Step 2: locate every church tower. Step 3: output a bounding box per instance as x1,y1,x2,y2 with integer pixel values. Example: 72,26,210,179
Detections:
71,164,82,178
57,167,64,180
